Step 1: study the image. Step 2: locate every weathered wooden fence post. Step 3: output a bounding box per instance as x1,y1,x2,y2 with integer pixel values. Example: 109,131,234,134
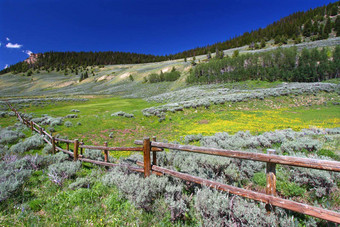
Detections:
51,136,56,154
66,142,69,151
39,127,43,135
143,137,151,177
152,136,157,166
80,139,84,155
103,141,108,162
30,121,34,131
74,139,79,161
265,149,276,212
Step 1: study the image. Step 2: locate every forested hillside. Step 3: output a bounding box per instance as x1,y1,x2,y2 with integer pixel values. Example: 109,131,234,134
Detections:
187,46,340,84
1,1,339,75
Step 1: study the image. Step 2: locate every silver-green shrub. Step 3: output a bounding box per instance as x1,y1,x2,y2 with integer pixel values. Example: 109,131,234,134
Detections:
64,121,73,127
83,149,104,162
111,111,126,117
0,128,25,144
0,154,43,201
42,144,53,154
102,166,168,211
68,169,102,190
65,114,78,118
143,82,338,117
164,184,188,221
195,188,293,226
48,161,81,186
31,115,63,126
9,134,44,153
280,137,323,155
111,111,134,118
289,165,337,198
68,177,91,190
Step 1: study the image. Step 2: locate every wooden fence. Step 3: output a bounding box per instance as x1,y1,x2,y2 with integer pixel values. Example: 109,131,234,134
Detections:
6,103,340,224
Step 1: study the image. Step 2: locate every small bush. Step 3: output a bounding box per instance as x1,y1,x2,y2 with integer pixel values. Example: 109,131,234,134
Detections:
195,188,291,226
65,114,78,118
83,149,104,162
102,166,168,211
0,154,42,201
48,161,81,186
42,144,53,154
0,129,24,144
10,134,44,153
111,111,126,117
64,121,73,127
68,177,91,190
111,111,134,118
31,115,63,126
124,113,134,118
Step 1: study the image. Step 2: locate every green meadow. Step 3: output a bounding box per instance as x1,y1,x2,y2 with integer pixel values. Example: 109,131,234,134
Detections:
6,90,338,157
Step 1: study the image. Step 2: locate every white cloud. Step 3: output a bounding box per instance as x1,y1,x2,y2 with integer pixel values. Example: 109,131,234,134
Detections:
6,42,23,48
6,37,10,41
23,50,33,56
4,64,9,69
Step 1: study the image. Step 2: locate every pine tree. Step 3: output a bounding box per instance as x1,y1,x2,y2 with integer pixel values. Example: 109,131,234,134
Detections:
260,40,266,48
335,16,340,36
324,17,332,35
232,50,239,58
219,50,224,59
330,4,338,16
159,71,165,81
215,48,220,59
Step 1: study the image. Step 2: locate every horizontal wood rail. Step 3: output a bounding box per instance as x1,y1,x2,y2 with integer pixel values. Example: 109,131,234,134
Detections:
149,164,340,223
54,138,74,143
135,140,340,172
80,144,162,152
80,144,143,151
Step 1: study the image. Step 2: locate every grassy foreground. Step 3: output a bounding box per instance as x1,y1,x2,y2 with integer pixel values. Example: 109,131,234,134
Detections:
0,89,339,226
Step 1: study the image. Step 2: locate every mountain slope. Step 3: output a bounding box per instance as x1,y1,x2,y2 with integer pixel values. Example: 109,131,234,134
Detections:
1,1,339,75
0,38,339,98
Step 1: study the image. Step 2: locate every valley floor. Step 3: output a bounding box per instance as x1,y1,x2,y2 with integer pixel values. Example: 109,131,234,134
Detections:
0,81,339,226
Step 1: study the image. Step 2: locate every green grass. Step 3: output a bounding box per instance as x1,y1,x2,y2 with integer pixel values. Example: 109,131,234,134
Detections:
9,92,339,150
1,89,339,226
0,166,191,226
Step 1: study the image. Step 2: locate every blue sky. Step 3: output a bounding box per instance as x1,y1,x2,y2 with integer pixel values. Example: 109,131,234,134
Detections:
0,0,337,70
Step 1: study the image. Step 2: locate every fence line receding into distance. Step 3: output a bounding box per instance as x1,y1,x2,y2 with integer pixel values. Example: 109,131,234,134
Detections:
6,102,340,224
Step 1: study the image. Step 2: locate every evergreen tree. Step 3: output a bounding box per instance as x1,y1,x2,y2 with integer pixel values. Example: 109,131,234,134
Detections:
303,20,312,37
260,40,266,48
232,50,239,58
207,52,212,59
324,17,332,35
159,71,165,81
335,16,340,36
215,48,220,59
330,4,338,16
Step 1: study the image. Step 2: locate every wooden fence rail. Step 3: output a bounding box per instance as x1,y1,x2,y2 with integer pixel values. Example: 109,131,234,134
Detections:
6,103,340,224
136,138,340,223
134,140,340,172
